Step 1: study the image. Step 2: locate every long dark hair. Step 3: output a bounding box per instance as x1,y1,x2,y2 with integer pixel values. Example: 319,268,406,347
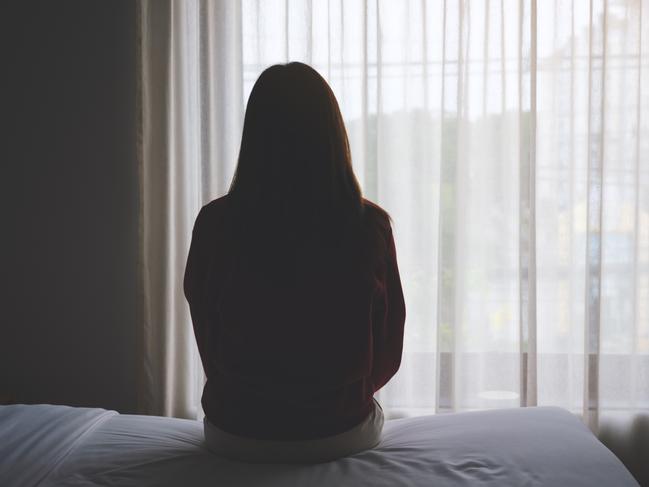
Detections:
226,62,387,281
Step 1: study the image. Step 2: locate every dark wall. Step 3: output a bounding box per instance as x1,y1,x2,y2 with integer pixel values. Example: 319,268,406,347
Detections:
1,1,139,413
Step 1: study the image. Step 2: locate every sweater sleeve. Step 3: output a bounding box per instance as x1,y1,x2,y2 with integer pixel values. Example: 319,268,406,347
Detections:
183,205,215,377
370,224,406,393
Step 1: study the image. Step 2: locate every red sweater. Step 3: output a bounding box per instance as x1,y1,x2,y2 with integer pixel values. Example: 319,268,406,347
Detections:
184,195,405,440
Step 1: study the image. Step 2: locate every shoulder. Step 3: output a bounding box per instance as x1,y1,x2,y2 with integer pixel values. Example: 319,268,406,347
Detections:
361,198,392,234
201,194,231,216
192,194,231,234
196,194,230,221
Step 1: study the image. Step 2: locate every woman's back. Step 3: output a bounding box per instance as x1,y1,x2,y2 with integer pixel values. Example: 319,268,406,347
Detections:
185,194,404,441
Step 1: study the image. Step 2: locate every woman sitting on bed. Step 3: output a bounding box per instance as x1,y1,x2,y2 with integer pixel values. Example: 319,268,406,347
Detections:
183,62,406,464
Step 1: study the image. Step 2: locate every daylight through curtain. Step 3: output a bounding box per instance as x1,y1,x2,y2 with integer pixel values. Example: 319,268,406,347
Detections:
138,0,649,436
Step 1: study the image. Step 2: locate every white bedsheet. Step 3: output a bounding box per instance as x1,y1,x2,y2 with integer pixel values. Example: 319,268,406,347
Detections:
0,404,639,486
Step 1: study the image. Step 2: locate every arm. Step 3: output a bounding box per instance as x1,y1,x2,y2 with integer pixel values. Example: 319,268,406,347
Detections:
370,224,406,392
184,206,214,376
184,207,206,303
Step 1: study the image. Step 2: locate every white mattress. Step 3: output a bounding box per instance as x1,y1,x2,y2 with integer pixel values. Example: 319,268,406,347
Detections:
0,404,638,486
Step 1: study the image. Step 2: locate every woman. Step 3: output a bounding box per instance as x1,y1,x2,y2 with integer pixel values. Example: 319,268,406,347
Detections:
184,62,405,464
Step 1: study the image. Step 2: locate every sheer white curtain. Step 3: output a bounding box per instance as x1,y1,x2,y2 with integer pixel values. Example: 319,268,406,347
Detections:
138,0,649,436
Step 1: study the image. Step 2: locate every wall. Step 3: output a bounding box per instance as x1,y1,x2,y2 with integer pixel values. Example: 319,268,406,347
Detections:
1,1,139,414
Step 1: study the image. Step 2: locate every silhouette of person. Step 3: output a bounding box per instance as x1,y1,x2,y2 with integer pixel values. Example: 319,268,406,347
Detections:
184,62,405,464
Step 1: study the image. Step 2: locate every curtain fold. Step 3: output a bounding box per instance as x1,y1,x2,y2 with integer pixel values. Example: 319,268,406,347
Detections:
138,0,649,433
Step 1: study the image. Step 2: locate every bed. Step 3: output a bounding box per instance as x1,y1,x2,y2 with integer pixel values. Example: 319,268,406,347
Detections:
0,404,639,486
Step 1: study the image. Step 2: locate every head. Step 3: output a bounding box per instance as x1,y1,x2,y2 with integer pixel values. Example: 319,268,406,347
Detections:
229,62,363,226
225,63,391,284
